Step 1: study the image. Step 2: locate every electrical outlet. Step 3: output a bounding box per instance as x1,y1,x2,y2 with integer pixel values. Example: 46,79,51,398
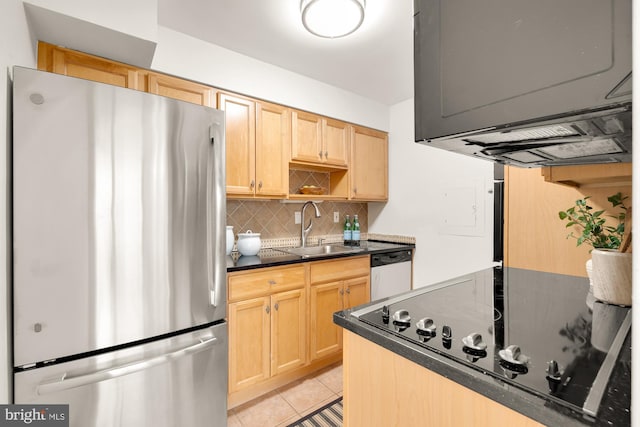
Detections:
294,211,301,224
333,212,340,223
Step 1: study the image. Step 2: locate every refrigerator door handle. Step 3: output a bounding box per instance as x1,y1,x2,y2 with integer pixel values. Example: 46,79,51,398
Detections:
207,121,226,309
207,127,217,307
36,336,218,396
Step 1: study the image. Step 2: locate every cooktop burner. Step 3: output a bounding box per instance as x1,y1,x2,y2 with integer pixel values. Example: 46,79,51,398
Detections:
353,267,630,418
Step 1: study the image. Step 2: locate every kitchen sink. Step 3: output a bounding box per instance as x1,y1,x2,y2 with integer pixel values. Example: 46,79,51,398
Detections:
274,244,364,258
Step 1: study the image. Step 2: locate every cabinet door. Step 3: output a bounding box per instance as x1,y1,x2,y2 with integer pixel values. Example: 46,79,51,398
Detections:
228,297,270,393
38,41,144,90
271,289,307,375
147,72,214,107
309,282,344,361
344,276,370,309
350,126,388,201
291,110,323,164
255,102,290,198
219,93,256,196
323,119,350,167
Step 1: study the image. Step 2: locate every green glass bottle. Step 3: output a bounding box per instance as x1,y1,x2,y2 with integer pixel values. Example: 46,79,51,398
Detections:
352,214,361,246
343,215,352,245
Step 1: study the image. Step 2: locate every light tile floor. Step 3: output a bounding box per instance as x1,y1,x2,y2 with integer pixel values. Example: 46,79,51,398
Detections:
227,363,343,427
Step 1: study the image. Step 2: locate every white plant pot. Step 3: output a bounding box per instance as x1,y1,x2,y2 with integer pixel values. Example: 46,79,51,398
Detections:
590,249,632,306
585,258,594,294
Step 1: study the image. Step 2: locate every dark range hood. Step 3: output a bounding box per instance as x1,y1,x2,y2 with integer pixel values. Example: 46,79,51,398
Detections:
413,0,632,168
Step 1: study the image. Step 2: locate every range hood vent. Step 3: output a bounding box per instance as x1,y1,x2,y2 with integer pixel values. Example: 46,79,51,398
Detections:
421,105,632,167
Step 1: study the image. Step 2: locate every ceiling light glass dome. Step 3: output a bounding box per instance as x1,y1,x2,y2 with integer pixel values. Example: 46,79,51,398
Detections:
301,0,366,39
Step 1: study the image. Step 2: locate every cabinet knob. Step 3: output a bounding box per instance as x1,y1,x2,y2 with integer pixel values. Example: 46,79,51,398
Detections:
274,302,279,311
258,181,263,190
318,151,323,159
265,305,270,314
339,289,344,295
268,279,276,285
346,288,351,294
324,151,328,159
250,180,255,189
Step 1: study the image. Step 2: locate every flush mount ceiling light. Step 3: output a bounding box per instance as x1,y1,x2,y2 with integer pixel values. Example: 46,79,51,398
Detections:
301,0,366,39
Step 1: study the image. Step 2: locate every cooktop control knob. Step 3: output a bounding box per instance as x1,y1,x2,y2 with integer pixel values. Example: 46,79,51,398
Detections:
416,318,437,339
461,333,487,360
442,325,452,340
546,360,563,393
442,325,452,349
546,360,562,379
382,305,390,324
392,309,411,325
498,345,529,374
461,333,487,351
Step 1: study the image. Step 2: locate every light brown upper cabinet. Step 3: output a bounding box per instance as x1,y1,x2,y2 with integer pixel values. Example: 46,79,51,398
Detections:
38,41,146,90
291,110,349,168
219,92,290,198
147,72,215,107
350,125,388,201
38,42,215,108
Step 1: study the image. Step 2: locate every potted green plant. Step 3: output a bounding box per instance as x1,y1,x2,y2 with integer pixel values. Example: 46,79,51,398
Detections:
558,192,631,306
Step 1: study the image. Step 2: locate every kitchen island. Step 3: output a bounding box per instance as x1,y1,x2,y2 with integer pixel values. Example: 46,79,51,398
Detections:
334,268,631,427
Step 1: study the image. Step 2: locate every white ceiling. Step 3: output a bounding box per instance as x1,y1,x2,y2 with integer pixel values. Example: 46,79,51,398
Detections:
157,0,414,106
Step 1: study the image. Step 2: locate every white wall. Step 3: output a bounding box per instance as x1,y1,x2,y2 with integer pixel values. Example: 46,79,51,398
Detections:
24,0,157,44
151,27,389,131
0,0,37,404
369,99,494,287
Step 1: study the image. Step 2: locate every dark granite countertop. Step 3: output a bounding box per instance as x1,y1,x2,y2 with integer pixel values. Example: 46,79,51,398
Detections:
226,240,415,272
334,268,631,427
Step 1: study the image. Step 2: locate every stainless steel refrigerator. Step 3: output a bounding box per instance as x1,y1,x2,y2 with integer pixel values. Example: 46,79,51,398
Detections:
11,67,228,427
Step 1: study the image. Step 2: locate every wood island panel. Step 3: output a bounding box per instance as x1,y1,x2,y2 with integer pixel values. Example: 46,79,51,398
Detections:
343,331,544,427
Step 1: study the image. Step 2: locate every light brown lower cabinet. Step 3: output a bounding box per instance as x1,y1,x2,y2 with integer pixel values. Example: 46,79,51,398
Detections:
342,331,544,427
227,258,367,409
228,287,306,393
227,265,307,400
310,256,370,361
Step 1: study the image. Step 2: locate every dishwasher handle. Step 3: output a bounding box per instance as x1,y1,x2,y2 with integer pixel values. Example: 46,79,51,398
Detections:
371,250,413,267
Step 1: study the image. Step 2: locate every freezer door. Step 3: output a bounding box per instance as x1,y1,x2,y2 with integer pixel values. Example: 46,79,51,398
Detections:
12,67,227,367
15,323,228,427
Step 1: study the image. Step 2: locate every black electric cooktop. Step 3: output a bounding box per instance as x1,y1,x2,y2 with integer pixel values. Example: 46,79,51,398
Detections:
353,267,631,419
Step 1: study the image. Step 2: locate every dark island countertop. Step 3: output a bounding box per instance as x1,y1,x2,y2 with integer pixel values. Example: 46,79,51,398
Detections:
226,240,415,272
334,268,631,427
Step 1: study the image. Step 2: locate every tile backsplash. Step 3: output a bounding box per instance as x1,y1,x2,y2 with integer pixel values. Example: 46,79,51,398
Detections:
226,199,368,244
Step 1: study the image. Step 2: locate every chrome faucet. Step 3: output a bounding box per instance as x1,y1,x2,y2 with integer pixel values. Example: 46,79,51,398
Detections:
300,201,321,247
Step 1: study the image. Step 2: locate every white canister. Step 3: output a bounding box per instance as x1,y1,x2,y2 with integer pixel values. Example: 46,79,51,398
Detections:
237,230,261,256
226,226,234,255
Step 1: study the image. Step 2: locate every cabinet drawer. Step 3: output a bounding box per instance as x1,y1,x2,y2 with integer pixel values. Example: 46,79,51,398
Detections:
228,265,306,302
310,255,370,284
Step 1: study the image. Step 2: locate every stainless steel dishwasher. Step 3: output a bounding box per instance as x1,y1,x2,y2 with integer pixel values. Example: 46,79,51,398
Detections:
370,249,413,300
